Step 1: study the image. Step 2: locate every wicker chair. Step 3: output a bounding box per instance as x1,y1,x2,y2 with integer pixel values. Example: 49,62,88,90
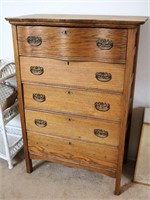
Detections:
0,60,23,169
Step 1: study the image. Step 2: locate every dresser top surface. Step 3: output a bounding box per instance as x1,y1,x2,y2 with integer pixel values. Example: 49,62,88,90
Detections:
6,14,148,27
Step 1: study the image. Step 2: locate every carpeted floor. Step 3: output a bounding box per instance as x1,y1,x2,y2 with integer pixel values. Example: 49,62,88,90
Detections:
0,150,149,200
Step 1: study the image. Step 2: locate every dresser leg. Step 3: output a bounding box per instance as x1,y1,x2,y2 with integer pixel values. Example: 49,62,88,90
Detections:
114,177,121,195
26,158,33,173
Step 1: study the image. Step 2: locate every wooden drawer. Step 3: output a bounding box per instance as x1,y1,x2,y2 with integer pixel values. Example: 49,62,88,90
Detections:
17,26,127,63
27,132,118,169
25,109,120,146
23,84,122,121
20,56,125,92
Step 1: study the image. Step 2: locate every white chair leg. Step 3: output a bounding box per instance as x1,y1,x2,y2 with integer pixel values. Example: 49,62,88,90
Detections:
0,106,12,169
8,160,13,169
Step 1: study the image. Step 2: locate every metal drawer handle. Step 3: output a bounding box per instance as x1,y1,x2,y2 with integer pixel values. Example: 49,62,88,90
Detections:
94,129,108,138
96,38,113,50
95,102,110,112
30,66,44,75
95,72,112,82
33,93,46,102
27,36,42,46
34,119,47,127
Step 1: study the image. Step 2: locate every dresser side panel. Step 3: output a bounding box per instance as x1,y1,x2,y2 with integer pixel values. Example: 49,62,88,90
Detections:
11,25,32,172
115,28,138,194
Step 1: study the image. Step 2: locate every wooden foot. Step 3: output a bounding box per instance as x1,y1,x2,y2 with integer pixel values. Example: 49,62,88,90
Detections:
26,158,33,173
114,177,121,195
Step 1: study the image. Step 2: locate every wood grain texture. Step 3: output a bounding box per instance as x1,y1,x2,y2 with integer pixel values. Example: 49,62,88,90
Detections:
17,26,127,63
23,83,122,121
115,28,138,195
6,14,148,27
25,109,120,146
30,153,116,178
20,56,125,92
124,28,139,162
7,14,147,196
11,25,33,173
27,131,118,168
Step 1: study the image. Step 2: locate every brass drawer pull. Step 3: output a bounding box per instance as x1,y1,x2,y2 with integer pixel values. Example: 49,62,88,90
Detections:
96,38,113,50
96,72,112,82
95,102,110,112
33,93,46,102
27,36,42,46
34,119,47,127
30,66,44,75
94,129,108,138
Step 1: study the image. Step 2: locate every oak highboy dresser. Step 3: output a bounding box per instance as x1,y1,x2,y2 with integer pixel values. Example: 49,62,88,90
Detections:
6,14,147,195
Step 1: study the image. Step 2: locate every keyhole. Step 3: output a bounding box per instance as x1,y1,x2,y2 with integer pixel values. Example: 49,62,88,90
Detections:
68,141,72,145
66,90,72,95
68,118,71,121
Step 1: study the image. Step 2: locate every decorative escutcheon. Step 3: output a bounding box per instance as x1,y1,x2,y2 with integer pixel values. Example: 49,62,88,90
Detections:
34,119,47,127
95,102,110,112
95,72,112,82
94,129,108,138
66,90,73,95
96,38,113,50
61,30,71,35
30,66,44,75
27,36,42,46
33,93,46,102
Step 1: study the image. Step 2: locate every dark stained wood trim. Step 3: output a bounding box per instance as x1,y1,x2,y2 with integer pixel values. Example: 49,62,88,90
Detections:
12,25,33,173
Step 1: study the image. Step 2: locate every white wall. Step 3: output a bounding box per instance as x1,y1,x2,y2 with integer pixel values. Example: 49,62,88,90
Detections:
1,0,149,160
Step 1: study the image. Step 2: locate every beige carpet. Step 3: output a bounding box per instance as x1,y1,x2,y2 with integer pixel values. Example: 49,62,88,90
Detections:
0,150,149,200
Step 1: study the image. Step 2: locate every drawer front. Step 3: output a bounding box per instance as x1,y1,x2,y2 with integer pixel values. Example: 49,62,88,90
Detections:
24,84,122,121
17,26,127,63
27,132,118,169
25,109,120,146
20,56,125,92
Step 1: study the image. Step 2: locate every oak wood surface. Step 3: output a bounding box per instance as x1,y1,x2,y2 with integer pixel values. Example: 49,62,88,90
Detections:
6,14,148,27
25,109,120,146
7,14,147,196
17,26,127,63
11,25,33,172
20,56,125,92
30,153,116,178
27,131,118,168
23,83,122,121
115,28,138,195
124,29,139,162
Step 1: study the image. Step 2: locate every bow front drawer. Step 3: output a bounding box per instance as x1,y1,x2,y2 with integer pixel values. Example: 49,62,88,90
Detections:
17,26,127,63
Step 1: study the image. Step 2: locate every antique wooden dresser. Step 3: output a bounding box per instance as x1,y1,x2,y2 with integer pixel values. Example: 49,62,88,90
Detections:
6,14,147,194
